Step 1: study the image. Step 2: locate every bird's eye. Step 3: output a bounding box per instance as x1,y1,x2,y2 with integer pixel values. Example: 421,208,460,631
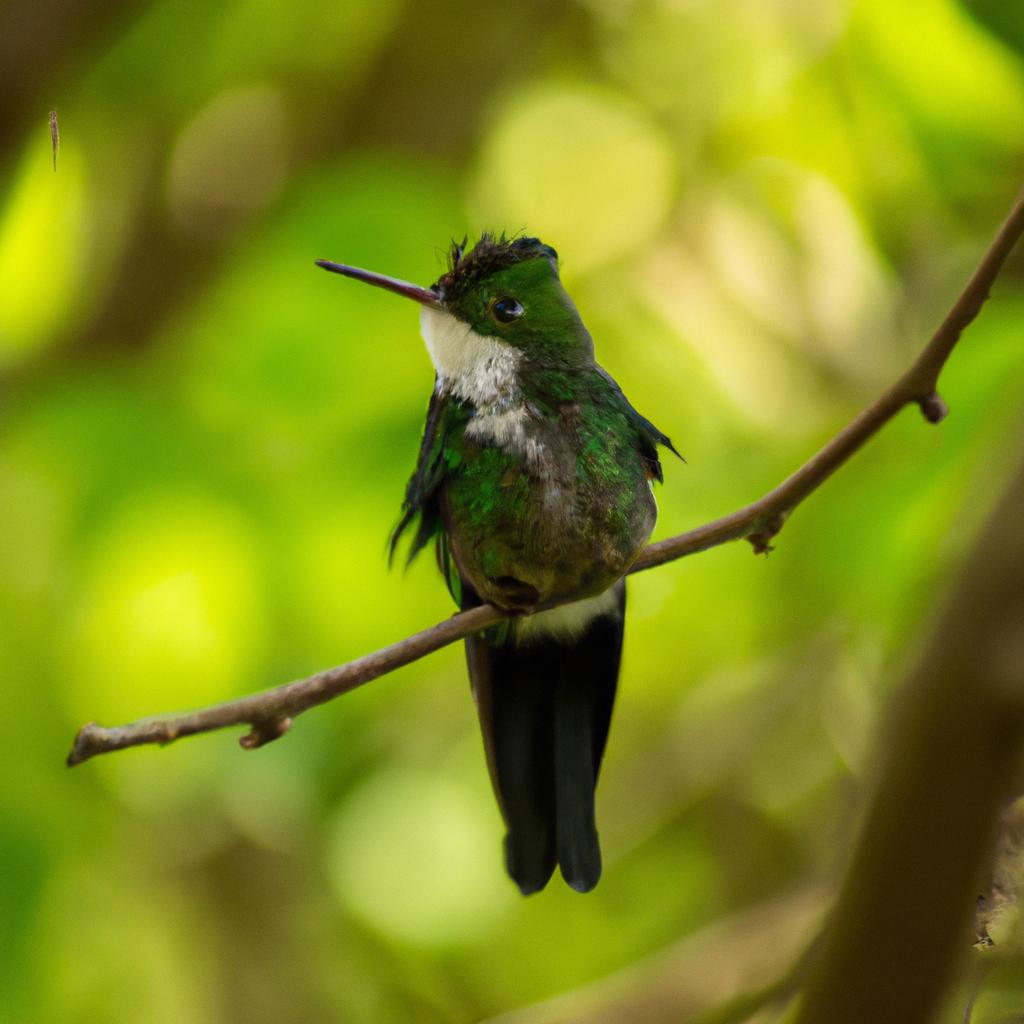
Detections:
491,297,524,323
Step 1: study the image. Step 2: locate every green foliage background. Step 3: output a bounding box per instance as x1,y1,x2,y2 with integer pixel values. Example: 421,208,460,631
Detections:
1,1,1023,1020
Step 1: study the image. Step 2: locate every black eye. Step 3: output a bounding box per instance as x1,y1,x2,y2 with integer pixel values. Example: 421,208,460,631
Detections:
491,297,524,323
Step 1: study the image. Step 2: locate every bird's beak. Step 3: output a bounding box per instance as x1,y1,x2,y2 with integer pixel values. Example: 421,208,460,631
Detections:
315,259,443,308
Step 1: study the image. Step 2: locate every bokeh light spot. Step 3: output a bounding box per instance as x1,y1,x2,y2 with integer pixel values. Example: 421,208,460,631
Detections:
65,491,267,725
328,768,512,946
167,84,289,239
472,84,674,274
0,137,87,367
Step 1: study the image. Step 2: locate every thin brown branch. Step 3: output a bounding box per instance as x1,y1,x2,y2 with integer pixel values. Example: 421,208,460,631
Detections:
67,189,1024,767
67,603,504,764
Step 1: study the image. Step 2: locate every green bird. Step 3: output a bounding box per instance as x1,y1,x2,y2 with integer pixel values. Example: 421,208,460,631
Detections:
317,235,678,894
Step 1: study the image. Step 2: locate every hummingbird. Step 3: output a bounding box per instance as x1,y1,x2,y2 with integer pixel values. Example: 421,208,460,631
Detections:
316,234,678,894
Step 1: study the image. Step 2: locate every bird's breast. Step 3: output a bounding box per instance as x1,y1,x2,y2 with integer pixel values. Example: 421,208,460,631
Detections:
443,403,656,609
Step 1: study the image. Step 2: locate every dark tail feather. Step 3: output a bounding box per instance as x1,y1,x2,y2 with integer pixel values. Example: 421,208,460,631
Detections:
553,672,601,890
464,581,625,895
466,629,558,894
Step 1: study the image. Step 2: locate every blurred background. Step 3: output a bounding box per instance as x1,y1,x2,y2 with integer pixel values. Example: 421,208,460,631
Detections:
2,0,1024,1021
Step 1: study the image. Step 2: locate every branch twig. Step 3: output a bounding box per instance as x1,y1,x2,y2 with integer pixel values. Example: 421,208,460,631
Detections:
67,190,1024,767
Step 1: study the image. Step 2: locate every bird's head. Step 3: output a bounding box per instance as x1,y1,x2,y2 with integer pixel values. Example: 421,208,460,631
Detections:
316,233,595,395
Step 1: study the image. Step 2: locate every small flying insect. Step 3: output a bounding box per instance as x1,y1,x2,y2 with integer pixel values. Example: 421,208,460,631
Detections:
49,110,59,171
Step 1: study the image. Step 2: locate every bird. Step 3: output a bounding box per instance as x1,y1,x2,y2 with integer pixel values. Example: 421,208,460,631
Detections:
316,234,678,893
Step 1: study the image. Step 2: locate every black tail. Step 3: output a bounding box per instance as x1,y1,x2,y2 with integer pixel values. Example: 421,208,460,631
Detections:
464,581,625,894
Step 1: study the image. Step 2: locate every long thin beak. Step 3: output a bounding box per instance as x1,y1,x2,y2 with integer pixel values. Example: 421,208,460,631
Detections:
315,259,442,308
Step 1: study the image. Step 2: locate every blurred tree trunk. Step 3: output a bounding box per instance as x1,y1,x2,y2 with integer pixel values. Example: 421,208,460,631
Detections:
797,452,1024,1024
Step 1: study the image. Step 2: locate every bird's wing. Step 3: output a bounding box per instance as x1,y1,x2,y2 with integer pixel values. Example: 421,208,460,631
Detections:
593,366,682,483
389,381,468,565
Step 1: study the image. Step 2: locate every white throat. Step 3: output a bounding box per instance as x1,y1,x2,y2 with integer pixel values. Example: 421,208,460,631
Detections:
420,306,522,407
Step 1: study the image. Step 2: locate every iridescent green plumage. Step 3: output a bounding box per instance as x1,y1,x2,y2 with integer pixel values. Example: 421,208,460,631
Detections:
393,364,672,608
390,235,677,613
318,233,678,893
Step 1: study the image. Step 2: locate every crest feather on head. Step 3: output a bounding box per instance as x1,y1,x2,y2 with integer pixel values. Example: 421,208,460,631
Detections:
433,232,558,301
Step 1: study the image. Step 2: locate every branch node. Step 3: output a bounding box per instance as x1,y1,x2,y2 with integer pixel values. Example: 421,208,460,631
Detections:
239,716,292,750
918,392,949,424
66,722,103,767
748,514,785,555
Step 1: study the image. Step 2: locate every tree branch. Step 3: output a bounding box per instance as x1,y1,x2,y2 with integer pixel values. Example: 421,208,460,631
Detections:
67,189,1024,767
